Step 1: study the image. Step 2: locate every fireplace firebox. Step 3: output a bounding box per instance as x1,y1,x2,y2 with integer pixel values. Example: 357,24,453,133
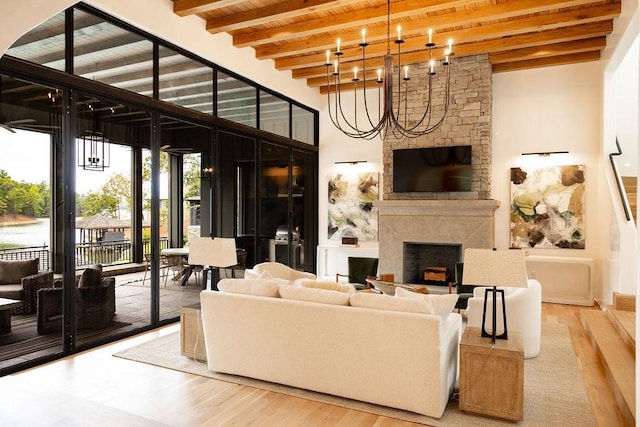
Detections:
403,243,462,285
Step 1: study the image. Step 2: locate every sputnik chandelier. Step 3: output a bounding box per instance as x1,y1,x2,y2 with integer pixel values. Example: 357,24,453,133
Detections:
325,0,453,140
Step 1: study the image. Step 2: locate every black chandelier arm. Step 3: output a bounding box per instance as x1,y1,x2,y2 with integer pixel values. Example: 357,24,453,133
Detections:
326,0,453,140
358,46,379,129
395,63,451,137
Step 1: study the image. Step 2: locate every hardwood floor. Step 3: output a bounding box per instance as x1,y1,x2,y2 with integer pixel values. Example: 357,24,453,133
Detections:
0,303,628,426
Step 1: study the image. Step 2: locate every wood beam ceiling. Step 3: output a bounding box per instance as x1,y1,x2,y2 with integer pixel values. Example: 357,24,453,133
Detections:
170,0,622,92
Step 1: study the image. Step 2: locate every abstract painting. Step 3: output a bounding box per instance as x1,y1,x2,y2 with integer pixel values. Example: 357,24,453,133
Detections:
510,164,585,249
327,172,379,241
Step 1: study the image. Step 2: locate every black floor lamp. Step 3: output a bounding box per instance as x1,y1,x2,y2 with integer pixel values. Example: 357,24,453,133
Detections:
462,248,528,345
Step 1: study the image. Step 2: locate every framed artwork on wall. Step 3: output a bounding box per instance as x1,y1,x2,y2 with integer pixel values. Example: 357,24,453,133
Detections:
327,172,379,241
510,164,585,249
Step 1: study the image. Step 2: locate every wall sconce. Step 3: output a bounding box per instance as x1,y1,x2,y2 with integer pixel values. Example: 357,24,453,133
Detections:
521,151,569,156
201,167,213,179
334,160,367,165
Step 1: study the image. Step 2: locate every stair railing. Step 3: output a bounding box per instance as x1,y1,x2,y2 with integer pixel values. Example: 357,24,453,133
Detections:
609,137,632,221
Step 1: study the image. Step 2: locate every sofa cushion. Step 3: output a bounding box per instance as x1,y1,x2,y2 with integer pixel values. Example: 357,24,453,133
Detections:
297,279,356,293
0,258,39,285
280,285,351,306
217,278,281,297
78,265,103,288
350,292,427,313
0,283,24,299
395,288,458,320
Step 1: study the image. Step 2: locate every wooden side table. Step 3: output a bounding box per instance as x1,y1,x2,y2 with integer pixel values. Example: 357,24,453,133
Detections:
180,303,207,361
459,327,524,421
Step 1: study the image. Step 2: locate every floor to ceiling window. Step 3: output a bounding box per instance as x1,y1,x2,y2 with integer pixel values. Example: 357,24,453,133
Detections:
0,3,318,375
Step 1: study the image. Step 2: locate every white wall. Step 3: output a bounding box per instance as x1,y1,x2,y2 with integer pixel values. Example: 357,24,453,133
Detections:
317,90,384,247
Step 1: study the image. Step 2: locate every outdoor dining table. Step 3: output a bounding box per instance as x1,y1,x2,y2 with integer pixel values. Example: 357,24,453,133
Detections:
160,247,194,286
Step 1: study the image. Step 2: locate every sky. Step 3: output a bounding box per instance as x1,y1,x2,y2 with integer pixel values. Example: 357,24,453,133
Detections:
0,128,134,194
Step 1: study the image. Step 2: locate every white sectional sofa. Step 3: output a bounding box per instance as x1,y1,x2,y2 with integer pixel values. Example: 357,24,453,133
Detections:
199,279,462,418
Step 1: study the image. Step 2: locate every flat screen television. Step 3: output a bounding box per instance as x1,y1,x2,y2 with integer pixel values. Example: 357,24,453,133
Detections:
393,145,472,192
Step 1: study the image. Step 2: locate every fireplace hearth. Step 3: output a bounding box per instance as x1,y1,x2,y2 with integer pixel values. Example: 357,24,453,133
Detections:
377,200,499,283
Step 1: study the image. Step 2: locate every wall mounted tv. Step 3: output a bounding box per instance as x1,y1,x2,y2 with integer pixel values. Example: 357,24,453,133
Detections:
393,145,472,192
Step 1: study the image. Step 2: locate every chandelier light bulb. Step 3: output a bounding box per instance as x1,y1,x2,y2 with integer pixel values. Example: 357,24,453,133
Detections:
326,50,330,64
324,0,451,139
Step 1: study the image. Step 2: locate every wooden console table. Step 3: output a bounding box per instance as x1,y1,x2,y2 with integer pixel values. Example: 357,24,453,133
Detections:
459,327,524,421
180,303,207,361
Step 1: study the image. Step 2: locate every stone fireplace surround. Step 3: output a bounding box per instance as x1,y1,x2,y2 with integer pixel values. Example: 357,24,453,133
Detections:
377,199,499,284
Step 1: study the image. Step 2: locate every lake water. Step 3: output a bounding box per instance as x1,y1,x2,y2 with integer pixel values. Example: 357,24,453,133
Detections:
0,218,82,247
0,218,51,247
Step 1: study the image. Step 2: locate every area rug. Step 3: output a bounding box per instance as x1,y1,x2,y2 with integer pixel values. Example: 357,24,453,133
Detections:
113,323,596,426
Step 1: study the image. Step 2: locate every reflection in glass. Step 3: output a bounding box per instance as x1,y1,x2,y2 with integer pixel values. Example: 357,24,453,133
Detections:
292,104,315,145
5,11,66,71
260,90,289,138
73,9,153,96
217,70,257,127
159,46,213,114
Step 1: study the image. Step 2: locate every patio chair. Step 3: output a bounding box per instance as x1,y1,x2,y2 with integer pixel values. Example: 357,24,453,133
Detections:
142,253,169,285
0,258,53,314
36,265,116,334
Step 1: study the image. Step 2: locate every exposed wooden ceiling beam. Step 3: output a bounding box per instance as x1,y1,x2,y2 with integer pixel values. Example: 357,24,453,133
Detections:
491,51,601,73
205,0,363,34
262,2,620,62
489,37,607,64
232,0,473,48
173,0,238,17
307,21,613,87
233,0,597,48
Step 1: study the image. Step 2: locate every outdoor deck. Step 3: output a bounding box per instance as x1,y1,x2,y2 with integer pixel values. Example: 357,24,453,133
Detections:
0,267,219,372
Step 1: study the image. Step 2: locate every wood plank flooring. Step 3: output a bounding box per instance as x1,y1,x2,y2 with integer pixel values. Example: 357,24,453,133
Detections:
0,303,628,426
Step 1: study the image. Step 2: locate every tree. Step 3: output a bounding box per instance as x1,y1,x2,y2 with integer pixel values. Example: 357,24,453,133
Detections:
183,153,201,199
102,173,131,217
77,191,119,218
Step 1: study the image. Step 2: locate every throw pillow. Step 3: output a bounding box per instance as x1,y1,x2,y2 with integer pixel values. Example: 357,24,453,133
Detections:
395,288,458,320
217,278,281,297
0,258,39,285
297,279,356,293
78,265,103,288
257,269,292,287
350,292,427,314
279,285,351,306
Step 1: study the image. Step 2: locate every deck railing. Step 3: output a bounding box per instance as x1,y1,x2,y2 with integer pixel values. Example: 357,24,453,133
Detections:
0,237,169,270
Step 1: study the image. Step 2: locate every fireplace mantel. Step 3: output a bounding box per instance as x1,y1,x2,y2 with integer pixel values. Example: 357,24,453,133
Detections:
376,199,500,283
376,200,500,217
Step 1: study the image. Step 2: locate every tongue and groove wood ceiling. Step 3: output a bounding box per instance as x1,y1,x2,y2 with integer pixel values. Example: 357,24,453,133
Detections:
171,0,621,92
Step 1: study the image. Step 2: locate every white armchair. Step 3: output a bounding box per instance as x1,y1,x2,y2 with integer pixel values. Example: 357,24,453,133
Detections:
466,279,542,359
244,262,316,283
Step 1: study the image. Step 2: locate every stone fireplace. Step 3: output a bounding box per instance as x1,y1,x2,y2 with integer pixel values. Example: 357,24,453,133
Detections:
377,199,499,283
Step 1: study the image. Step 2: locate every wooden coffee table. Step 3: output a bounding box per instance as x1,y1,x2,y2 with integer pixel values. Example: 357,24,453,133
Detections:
0,298,22,333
